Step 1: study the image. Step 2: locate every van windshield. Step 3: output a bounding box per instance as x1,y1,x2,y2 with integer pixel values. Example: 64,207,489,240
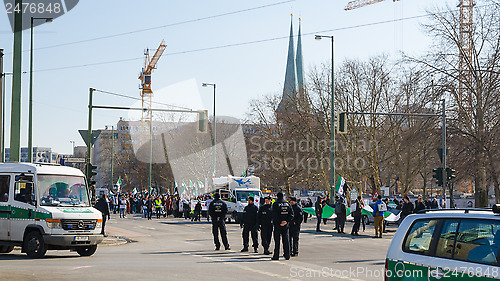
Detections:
235,191,262,202
38,175,90,207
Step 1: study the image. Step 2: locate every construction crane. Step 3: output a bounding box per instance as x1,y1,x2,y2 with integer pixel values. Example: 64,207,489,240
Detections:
345,0,474,101
138,40,167,142
344,0,400,11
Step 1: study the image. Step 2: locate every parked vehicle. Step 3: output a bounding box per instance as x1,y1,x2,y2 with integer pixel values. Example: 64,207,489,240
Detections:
0,163,103,258
385,206,500,280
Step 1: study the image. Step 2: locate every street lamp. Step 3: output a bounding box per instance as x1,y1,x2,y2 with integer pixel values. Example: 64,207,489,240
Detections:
28,17,53,162
315,34,336,201
1,72,26,162
202,83,216,178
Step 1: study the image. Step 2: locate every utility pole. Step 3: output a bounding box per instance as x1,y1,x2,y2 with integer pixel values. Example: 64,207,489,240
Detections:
0,49,4,162
110,126,114,190
10,0,23,162
441,99,447,207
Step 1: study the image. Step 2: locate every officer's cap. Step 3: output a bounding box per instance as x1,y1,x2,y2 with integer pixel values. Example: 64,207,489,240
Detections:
277,192,284,199
214,193,220,199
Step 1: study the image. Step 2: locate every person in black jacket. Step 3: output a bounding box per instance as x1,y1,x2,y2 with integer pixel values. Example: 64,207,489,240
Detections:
208,193,230,250
335,196,347,234
400,196,414,222
289,197,303,257
350,196,363,236
315,196,323,232
240,197,259,253
94,194,110,236
192,201,202,222
414,195,426,213
258,196,273,255
271,192,293,261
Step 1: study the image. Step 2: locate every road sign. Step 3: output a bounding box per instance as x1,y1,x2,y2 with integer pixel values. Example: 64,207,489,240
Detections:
65,157,86,163
78,130,101,146
437,148,449,164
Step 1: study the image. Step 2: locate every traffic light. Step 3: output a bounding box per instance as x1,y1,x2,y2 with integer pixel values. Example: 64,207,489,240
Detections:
197,110,208,133
337,112,347,134
86,163,97,186
433,167,443,186
446,168,456,181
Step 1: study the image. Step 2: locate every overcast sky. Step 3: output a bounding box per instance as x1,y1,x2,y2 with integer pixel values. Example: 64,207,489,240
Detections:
0,0,458,154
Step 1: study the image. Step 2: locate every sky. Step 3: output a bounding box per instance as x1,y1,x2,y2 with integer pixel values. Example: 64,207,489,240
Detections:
0,0,459,154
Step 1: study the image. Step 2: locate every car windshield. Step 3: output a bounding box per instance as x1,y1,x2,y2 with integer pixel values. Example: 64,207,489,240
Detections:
236,191,262,202
39,175,90,207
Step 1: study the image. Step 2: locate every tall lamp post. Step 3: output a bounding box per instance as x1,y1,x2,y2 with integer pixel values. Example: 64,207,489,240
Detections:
315,34,335,201
202,83,216,179
28,17,53,162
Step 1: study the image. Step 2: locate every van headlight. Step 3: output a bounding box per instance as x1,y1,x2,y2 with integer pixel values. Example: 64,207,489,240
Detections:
46,219,62,229
96,219,103,228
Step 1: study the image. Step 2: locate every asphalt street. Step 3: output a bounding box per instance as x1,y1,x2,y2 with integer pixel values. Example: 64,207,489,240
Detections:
0,214,396,281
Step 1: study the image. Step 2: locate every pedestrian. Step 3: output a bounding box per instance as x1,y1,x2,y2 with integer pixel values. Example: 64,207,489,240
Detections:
258,196,273,255
155,196,162,219
315,196,323,232
271,192,293,261
208,193,230,250
322,198,329,225
414,195,426,213
335,196,347,234
206,195,213,222
192,200,202,222
350,196,362,236
119,195,127,218
400,196,414,222
303,198,312,223
146,196,153,220
372,195,386,238
172,196,179,218
431,197,439,209
289,197,303,257
240,197,259,253
383,198,390,233
94,194,110,236
183,200,191,220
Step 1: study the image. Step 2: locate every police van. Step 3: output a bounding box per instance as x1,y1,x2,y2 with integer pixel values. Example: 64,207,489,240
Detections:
0,163,103,258
385,206,500,280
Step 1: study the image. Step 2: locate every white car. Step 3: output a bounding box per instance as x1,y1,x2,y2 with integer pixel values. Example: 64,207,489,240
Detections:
385,206,500,280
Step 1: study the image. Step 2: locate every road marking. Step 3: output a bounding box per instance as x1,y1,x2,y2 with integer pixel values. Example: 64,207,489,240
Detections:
70,266,93,270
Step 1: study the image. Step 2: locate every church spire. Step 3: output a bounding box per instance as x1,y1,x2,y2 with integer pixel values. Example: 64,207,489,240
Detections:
296,18,304,94
278,14,297,112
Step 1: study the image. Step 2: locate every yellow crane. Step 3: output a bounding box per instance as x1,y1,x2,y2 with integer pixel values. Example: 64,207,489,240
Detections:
345,0,474,100
138,40,167,142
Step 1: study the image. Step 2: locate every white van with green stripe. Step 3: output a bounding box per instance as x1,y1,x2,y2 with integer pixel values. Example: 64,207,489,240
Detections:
385,206,500,280
0,163,103,258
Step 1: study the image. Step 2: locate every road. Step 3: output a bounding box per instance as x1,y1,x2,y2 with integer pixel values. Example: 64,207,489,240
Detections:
0,214,396,281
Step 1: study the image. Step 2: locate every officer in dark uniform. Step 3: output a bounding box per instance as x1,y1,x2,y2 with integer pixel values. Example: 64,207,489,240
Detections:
208,193,230,250
315,196,323,232
240,197,259,253
289,197,303,257
271,192,293,261
258,196,273,255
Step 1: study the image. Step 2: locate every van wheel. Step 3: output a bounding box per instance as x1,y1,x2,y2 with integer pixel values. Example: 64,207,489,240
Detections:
76,245,97,257
24,231,47,258
0,246,14,253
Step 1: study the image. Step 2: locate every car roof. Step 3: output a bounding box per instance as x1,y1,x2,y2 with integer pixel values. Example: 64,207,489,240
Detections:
0,163,84,177
406,209,500,220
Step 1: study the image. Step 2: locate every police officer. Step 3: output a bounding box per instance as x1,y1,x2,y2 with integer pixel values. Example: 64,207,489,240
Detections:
271,192,293,261
208,193,230,250
241,196,259,253
258,196,273,255
315,196,323,232
289,197,303,257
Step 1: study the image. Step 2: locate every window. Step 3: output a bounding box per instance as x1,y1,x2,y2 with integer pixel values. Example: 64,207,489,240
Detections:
454,220,500,265
435,220,459,259
14,175,35,205
0,175,10,202
404,219,439,255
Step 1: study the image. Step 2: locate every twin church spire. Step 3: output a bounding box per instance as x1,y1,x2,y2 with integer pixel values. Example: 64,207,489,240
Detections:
278,15,306,112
